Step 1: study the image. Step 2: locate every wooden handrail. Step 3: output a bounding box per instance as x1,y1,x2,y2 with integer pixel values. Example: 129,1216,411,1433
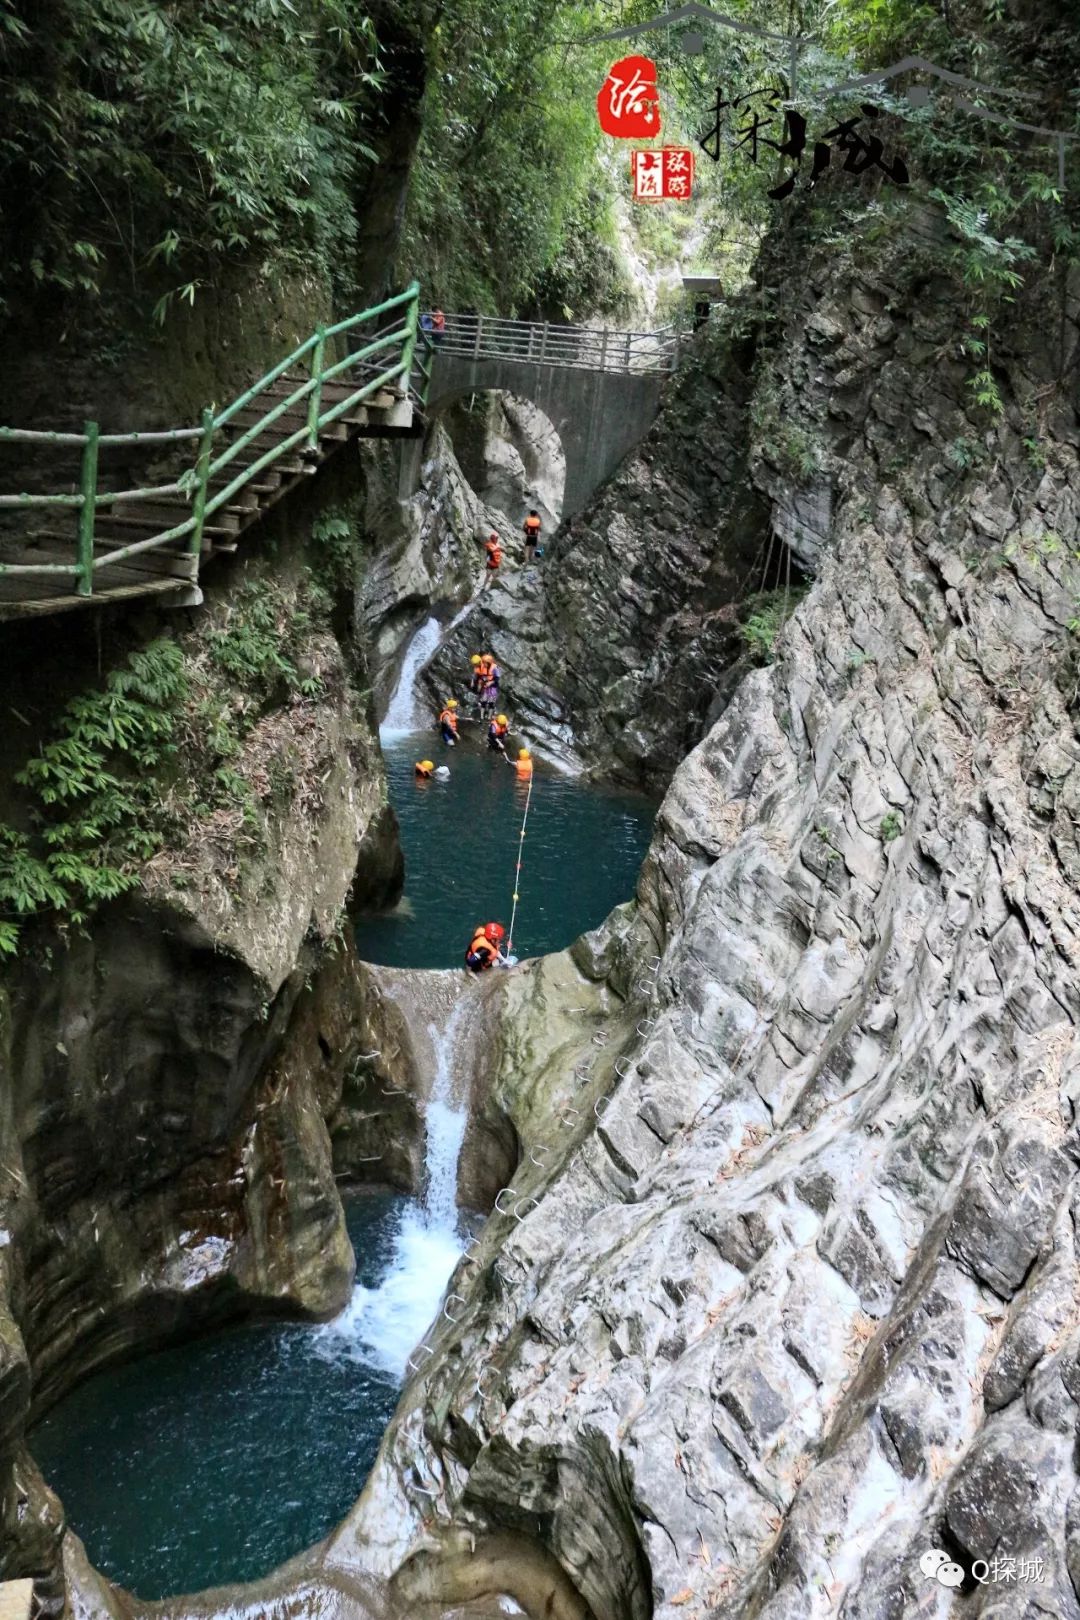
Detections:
0,282,425,598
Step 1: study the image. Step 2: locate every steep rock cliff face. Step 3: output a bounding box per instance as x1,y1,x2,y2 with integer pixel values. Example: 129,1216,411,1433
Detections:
428,336,771,787
362,423,503,713
319,238,1080,1619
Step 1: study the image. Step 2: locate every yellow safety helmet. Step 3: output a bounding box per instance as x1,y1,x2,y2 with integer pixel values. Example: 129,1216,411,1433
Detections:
470,654,482,665
496,713,508,726
446,698,459,708
417,759,434,772
519,747,531,758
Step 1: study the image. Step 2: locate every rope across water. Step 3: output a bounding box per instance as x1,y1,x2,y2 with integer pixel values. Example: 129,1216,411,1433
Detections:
506,766,535,959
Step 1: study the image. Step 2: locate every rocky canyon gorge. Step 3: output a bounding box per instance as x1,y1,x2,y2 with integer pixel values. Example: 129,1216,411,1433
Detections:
1,6,1079,1620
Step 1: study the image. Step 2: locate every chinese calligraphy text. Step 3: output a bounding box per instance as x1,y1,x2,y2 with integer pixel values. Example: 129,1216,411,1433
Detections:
631,147,695,202
598,56,662,138
699,86,909,198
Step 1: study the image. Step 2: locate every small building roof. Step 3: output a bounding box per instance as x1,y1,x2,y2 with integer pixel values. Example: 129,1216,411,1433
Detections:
681,275,724,293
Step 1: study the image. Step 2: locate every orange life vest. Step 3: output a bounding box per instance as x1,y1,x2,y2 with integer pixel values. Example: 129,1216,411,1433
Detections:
478,655,495,679
490,719,508,738
465,929,497,969
515,756,534,779
524,515,541,538
439,707,458,733
485,540,502,569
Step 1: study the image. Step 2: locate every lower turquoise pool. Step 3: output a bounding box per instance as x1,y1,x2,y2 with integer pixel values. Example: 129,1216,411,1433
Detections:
29,1193,456,1600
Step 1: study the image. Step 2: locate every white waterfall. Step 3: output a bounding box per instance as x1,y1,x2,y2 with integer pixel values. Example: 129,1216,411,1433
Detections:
314,1003,468,1380
380,616,443,738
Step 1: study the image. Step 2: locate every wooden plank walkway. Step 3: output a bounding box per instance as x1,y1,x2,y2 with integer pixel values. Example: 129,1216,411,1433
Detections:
0,380,419,622
0,283,427,622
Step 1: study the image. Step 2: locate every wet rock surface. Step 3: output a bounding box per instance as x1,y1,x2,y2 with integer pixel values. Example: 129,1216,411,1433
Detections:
322,246,1080,1620
428,335,771,787
11,207,1080,1620
0,547,404,1597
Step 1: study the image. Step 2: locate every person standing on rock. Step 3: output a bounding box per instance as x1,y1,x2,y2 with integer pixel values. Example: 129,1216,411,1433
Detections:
438,698,459,746
479,653,501,720
523,509,542,564
485,532,503,572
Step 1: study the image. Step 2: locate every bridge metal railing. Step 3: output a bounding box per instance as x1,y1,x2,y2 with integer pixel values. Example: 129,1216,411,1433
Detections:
0,282,426,601
432,313,679,375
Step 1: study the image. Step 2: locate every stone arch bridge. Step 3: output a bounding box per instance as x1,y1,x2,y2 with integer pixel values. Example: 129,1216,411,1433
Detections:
0,288,680,620
419,313,679,518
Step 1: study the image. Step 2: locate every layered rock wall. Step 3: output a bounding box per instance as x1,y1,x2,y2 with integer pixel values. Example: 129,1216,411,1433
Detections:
324,235,1080,1619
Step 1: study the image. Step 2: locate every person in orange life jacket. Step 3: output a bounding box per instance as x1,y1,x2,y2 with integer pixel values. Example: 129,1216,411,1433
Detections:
478,653,501,720
465,920,506,972
415,758,435,779
438,698,459,745
487,713,510,754
509,746,533,780
523,509,541,564
432,308,446,347
468,653,484,698
485,532,502,571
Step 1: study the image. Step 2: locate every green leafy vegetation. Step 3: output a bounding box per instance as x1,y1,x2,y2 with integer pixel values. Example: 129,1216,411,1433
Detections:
396,0,630,314
0,0,384,315
310,506,359,596
879,810,902,842
0,640,187,949
0,562,350,954
738,589,804,664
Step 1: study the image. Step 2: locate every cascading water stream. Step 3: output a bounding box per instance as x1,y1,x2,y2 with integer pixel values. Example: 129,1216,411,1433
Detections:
381,615,444,737
380,600,477,741
316,1001,468,1379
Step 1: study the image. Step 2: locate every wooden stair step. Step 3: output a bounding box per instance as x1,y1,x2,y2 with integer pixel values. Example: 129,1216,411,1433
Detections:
92,541,198,581
230,407,309,431
107,502,243,534
96,513,239,540
211,466,282,493
218,446,309,475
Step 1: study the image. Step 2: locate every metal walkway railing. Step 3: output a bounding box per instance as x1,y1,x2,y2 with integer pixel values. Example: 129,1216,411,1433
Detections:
431,313,678,375
0,283,427,615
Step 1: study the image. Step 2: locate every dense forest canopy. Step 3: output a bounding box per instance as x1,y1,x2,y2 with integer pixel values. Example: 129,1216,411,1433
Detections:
1,0,1077,324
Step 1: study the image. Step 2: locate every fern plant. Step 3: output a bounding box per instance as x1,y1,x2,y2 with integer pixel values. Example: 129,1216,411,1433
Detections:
0,639,187,951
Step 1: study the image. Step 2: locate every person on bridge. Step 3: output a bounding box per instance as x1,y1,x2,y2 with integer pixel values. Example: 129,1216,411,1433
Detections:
432,308,446,348
510,746,534,780
488,713,510,754
465,921,506,973
420,311,434,345
485,532,502,572
523,509,542,564
439,698,459,745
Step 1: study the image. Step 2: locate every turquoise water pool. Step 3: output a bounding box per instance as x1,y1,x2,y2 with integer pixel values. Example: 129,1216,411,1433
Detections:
30,1194,458,1599
355,731,655,969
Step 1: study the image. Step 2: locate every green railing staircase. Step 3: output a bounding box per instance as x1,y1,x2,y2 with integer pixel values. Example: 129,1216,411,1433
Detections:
0,281,434,620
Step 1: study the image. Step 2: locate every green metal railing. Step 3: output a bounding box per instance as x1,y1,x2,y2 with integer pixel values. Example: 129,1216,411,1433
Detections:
0,281,425,600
